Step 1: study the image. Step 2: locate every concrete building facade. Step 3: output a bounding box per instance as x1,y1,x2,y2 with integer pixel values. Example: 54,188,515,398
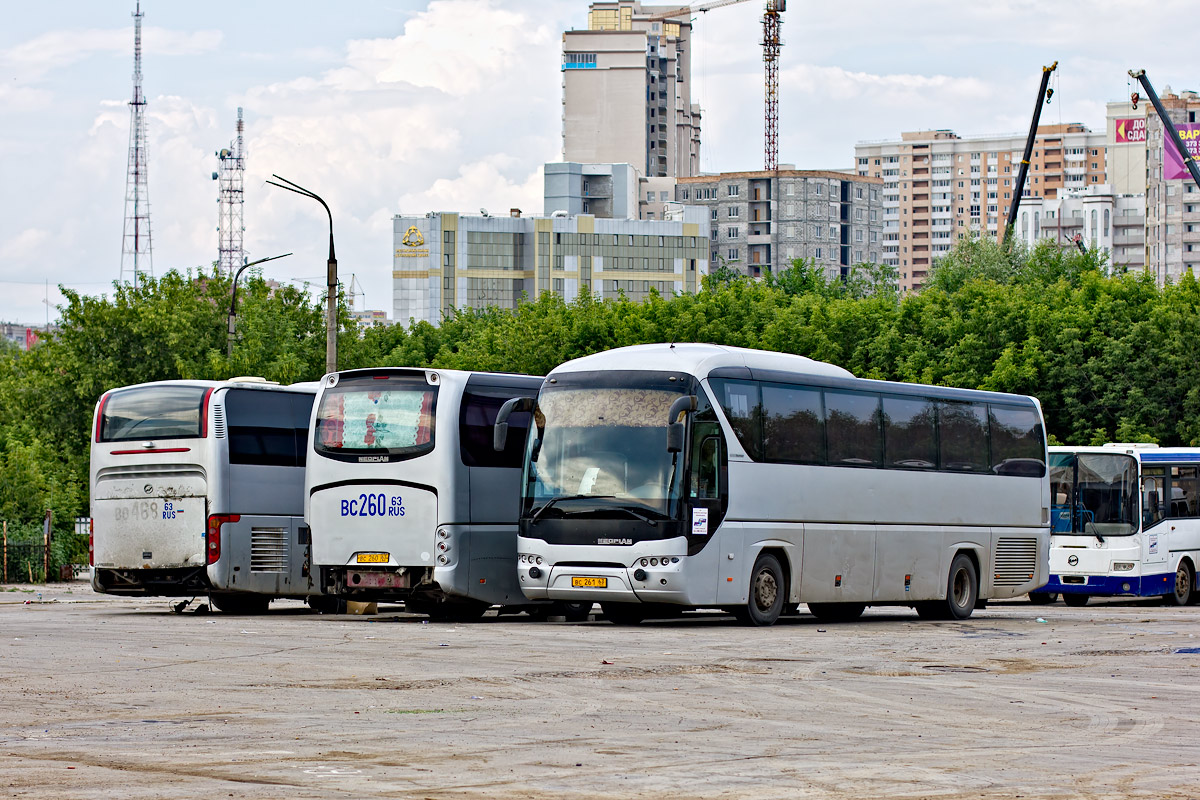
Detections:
1141,88,1200,284
674,170,885,279
855,125,1107,293
562,2,702,178
392,211,709,326
1011,184,1145,271
544,162,640,219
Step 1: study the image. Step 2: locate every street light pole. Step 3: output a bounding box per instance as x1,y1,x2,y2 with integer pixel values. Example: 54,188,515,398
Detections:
226,252,292,356
266,175,339,375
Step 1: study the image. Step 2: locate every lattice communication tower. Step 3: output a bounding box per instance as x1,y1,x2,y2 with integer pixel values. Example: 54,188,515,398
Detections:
215,108,246,275
120,1,153,286
762,0,784,171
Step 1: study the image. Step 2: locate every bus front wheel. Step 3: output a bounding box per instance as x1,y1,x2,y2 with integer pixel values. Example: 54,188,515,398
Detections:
1165,560,1195,606
733,553,786,627
917,553,977,621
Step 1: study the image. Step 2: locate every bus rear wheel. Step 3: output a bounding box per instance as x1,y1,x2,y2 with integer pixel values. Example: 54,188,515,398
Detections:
1062,593,1089,607
210,592,271,615
917,553,977,621
1165,560,1195,606
733,553,786,627
807,602,865,622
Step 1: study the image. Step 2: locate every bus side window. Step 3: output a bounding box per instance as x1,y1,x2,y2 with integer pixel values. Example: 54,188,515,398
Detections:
1169,466,1199,517
1143,471,1166,526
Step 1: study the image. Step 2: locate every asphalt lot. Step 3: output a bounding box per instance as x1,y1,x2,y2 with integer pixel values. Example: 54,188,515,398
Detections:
1,582,1198,799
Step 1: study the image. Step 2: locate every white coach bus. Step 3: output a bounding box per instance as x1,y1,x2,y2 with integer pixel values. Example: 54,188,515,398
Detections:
1038,444,1200,606
497,343,1050,626
305,367,584,621
90,378,322,613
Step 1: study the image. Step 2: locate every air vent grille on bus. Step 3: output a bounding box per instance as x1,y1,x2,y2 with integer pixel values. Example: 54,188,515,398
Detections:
96,465,206,483
211,403,227,439
993,537,1039,586
250,528,289,573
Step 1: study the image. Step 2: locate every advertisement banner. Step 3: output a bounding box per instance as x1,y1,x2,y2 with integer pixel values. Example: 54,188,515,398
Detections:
1114,117,1146,143
1165,123,1200,180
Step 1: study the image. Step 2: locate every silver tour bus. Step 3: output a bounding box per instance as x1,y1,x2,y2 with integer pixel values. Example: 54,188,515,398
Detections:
90,378,322,613
497,343,1050,626
305,367,585,621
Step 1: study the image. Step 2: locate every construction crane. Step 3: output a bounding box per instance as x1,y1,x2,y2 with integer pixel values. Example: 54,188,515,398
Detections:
763,0,784,170
1128,69,1200,192
1002,61,1057,249
643,0,751,22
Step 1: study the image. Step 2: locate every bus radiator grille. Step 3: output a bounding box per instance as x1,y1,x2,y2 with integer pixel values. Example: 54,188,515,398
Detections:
250,528,289,573
993,537,1038,586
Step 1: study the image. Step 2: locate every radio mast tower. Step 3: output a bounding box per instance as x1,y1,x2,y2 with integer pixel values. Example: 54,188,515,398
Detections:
215,108,246,275
120,1,153,287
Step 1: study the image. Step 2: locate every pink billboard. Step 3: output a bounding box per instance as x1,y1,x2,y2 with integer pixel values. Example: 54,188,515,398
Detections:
1114,117,1146,143
1165,123,1200,180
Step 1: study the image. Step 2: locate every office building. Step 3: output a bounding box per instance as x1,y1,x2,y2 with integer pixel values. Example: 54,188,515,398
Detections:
392,210,710,326
562,1,702,178
674,169,885,279
855,125,1107,293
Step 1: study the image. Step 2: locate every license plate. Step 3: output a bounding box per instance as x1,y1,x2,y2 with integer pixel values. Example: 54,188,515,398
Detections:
571,576,607,588
356,553,389,564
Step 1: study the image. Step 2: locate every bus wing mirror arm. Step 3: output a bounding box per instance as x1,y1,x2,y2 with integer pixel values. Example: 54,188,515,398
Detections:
666,395,698,453
494,397,536,452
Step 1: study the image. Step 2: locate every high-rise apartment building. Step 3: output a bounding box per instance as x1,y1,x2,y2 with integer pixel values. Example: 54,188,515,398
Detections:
855,125,1107,293
392,210,709,326
675,170,884,279
562,1,702,178
1138,88,1200,284
1010,184,1145,271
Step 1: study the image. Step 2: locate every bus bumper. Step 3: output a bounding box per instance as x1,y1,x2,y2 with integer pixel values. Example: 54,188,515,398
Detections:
1042,572,1175,597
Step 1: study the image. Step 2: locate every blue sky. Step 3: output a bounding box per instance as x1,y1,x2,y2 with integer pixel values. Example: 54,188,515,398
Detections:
0,0,1186,326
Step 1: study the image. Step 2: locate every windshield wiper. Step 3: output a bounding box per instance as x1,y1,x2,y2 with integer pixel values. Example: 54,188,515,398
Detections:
529,494,615,525
609,505,658,526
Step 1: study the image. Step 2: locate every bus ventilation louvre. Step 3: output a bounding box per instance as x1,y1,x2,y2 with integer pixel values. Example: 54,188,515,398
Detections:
994,537,1039,586
211,403,227,439
250,528,289,573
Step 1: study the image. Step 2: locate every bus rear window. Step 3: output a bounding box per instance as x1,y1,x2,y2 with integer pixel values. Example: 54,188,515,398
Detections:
314,376,436,460
100,386,209,442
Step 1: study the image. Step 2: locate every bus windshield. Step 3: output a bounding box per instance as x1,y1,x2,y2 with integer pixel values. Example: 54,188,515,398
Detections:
523,373,688,521
1050,452,1138,536
314,375,435,461
100,385,208,442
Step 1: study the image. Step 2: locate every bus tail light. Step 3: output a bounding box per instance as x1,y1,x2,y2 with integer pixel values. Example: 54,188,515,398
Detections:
93,394,109,442
88,518,94,567
206,514,241,565
199,387,215,438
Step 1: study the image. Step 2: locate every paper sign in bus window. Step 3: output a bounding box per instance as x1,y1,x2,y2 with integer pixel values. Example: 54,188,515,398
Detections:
691,507,709,536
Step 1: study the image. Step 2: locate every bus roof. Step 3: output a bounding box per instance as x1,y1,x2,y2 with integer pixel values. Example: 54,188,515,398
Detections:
326,367,541,385
548,343,854,381
549,343,1039,408
103,378,316,396
1050,444,1200,463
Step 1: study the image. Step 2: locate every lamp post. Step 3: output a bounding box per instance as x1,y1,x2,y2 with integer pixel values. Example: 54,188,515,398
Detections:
267,174,339,374
226,252,292,356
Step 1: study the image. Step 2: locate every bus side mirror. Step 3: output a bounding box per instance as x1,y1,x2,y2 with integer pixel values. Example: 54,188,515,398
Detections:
494,396,536,452
666,395,697,453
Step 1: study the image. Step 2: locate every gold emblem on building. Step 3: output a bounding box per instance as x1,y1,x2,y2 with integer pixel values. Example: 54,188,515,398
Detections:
402,226,425,247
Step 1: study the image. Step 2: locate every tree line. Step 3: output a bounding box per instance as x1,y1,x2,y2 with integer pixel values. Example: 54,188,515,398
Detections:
3,236,1198,548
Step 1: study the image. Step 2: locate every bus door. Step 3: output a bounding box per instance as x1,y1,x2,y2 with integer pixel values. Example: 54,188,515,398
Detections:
1141,466,1168,576
688,394,727,595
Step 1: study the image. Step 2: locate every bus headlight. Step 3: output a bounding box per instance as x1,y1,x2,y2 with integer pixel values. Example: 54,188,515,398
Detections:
1112,562,1135,572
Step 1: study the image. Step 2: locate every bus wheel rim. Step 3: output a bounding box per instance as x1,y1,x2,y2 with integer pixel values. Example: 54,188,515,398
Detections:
1177,566,1191,600
952,569,969,607
754,570,778,611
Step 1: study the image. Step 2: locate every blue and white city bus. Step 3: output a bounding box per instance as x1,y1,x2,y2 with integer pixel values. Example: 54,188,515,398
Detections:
1037,444,1200,606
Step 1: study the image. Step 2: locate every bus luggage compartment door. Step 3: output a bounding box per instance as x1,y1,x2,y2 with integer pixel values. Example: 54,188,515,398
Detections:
207,515,316,596
91,495,206,569
308,485,438,569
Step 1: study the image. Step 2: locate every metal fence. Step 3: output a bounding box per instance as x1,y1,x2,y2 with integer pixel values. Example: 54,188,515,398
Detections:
1,533,90,583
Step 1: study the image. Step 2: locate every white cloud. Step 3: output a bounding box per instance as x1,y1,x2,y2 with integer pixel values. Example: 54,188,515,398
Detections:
0,228,52,261
0,27,221,83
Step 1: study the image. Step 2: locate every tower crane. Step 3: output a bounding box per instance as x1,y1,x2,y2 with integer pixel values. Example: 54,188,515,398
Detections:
640,0,784,171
